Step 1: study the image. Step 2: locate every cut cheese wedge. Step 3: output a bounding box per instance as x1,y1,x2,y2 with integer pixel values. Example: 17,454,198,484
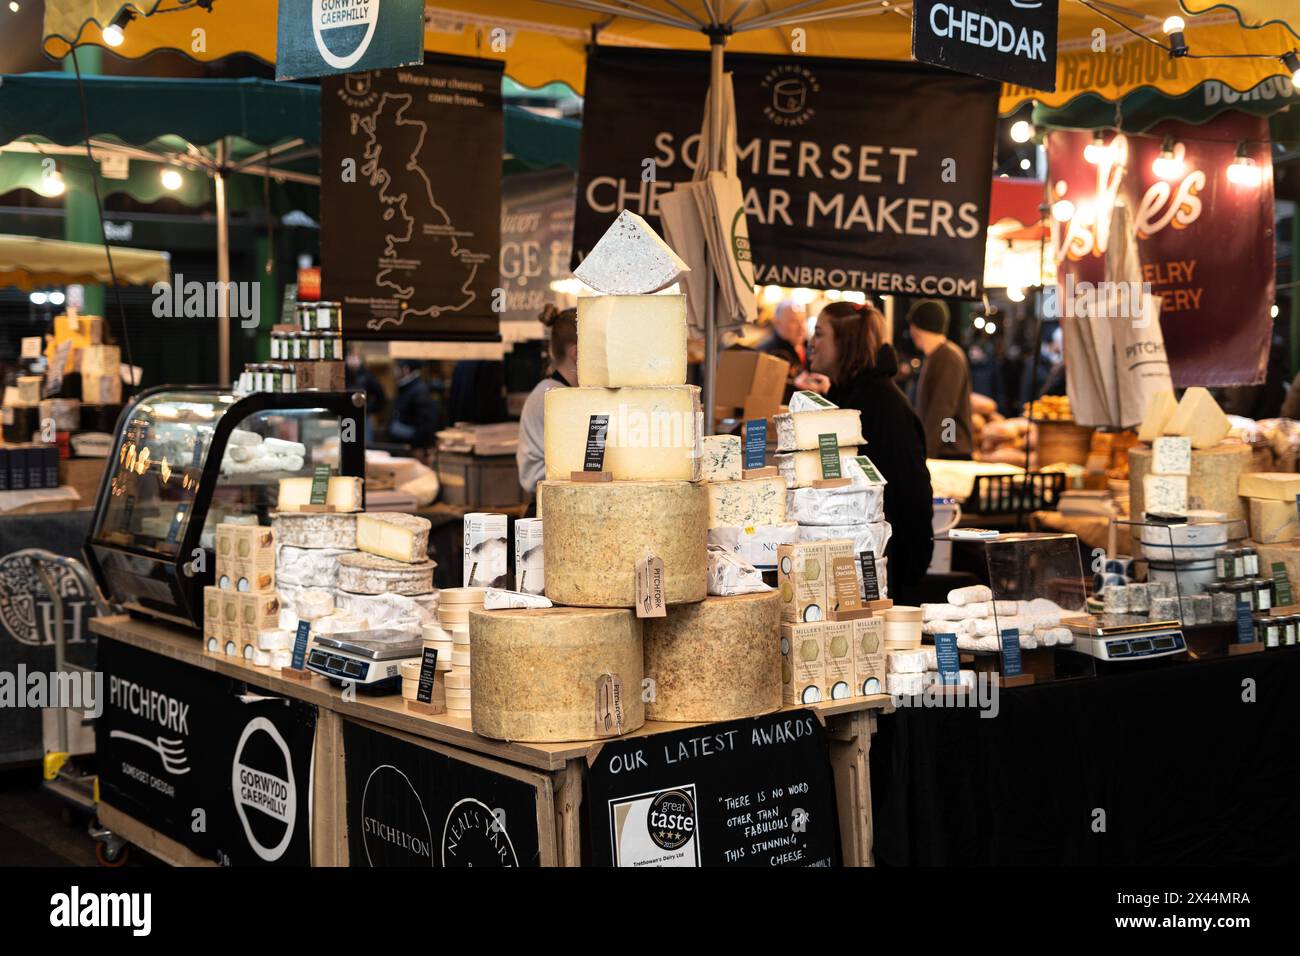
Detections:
573,209,689,295
1249,497,1300,543
1238,472,1300,501
774,408,865,452
700,435,742,481
544,385,702,481
356,512,432,563
1137,389,1177,443
706,477,787,528
1163,387,1230,449
776,449,862,488
577,294,687,387
277,475,363,512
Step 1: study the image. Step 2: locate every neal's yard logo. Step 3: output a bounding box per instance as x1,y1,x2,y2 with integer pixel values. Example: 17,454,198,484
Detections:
442,797,518,867
762,64,820,127
647,789,696,852
312,0,381,70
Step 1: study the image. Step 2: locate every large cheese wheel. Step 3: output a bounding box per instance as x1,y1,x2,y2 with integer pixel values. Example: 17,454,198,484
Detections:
1128,443,1250,523
643,591,782,723
539,480,707,607
470,607,645,742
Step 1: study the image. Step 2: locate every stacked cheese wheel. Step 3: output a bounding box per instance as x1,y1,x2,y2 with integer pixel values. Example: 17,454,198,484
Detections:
435,587,484,716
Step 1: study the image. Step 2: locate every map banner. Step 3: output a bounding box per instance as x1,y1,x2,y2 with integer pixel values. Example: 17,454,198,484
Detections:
321,56,504,341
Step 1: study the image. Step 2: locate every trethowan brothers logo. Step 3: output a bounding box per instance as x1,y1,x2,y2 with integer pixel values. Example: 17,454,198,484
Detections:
313,0,381,70
231,716,298,862
762,64,820,127
360,764,433,866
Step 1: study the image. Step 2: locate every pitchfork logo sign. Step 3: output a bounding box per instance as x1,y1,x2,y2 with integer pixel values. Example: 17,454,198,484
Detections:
912,0,1059,92
276,0,424,80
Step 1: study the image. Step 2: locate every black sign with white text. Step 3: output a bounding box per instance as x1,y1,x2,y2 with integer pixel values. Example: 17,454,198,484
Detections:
912,0,1059,92
587,710,839,867
577,49,998,300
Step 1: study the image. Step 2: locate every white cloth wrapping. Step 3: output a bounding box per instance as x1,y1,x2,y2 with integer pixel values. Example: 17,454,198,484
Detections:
786,483,886,525
706,546,771,596
796,520,891,558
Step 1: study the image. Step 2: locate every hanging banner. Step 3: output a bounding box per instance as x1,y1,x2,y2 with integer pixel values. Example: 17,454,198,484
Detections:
341,720,544,866
1048,116,1275,387
96,639,317,866
500,170,575,325
321,55,503,340
586,710,839,867
275,0,425,81
912,0,1059,92
577,49,998,300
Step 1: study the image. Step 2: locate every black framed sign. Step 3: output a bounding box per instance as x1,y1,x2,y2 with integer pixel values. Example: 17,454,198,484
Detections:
276,0,425,81
911,0,1059,92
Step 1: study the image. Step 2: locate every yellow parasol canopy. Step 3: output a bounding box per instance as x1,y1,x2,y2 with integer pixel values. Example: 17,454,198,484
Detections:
0,233,170,291
40,1,1300,113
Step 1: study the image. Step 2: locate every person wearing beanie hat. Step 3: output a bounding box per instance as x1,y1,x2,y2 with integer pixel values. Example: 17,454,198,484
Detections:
908,299,973,460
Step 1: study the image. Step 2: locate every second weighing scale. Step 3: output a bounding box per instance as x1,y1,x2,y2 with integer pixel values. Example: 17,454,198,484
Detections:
306,632,422,691
1065,616,1186,662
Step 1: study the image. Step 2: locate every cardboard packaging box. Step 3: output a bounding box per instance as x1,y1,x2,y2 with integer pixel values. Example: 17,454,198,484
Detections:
219,592,241,656
203,586,223,655
514,517,544,595
294,361,345,391
463,512,508,587
781,621,827,705
852,617,886,696
823,620,854,700
715,349,790,422
777,539,856,623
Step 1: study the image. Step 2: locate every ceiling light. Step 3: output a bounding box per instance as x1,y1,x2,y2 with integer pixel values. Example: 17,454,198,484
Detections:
160,168,183,191
1009,120,1034,144
1152,137,1184,180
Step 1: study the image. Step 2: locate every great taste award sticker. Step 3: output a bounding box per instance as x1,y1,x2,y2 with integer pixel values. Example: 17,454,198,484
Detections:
609,785,701,867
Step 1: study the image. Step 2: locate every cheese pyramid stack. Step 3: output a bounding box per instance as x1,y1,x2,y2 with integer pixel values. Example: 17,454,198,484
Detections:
774,391,866,488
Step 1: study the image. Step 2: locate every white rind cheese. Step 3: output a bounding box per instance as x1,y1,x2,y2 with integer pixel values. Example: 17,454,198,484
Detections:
276,546,350,589
787,484,884,525
544,385,702,481
572,209,690,295
540,479,707,607
276,475,364,512
776,449,861,488
797,520,892,558
643,591,782,723
356,512,431,563
271,511,357,549
700,435,743,482
707,522,799,569
577,294,688,387
707,476,787,528
337,552,436,595
470,606,645,742
334,590,439,627
774,408,865,452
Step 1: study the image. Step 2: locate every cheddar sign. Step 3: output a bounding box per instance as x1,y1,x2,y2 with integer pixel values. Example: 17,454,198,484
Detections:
912,0,1059,92
276,0,424,81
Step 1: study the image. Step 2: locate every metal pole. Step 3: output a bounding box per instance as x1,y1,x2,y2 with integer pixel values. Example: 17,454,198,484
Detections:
704,38,725,433
215,138,231,385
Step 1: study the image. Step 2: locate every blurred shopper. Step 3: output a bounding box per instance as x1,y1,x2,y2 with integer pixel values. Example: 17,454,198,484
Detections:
908,299,973,460
795,301,933,605
388,362,439,448
759,299,808,382
517,305,577,502
345,349,387,444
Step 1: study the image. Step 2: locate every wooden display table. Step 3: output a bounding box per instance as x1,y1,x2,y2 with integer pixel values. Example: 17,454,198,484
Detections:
90,615,891,867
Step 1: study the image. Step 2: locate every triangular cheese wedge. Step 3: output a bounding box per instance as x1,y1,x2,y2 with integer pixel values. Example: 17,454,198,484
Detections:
574,209,690,295
1136,389,1177,443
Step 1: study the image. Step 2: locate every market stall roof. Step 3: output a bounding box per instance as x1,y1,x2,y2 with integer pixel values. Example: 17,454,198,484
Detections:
41,1,1300,113
0,233,170,290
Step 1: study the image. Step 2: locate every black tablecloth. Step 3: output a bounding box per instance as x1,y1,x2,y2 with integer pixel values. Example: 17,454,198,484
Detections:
871,648,1300,865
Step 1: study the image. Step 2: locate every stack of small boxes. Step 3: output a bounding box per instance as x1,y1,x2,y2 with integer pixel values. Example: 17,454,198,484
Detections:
427,588,485,716
776,538,887,704
203,520,280,663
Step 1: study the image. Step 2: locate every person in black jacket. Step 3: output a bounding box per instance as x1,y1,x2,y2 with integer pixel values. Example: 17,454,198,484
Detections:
795,301,934,605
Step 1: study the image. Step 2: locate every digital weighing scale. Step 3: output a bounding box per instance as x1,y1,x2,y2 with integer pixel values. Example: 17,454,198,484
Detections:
1065,615,1186,661
305,632,422,691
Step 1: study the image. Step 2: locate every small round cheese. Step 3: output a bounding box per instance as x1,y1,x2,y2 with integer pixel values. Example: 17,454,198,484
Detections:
337,552,435,596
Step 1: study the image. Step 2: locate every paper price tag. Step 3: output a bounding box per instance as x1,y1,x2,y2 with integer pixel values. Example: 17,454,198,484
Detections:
309,463,331,505
999,628,1023,678
1272,562,1292,607
934,632,960,685
1236,600,1255,645
818,433,841,479
291,620,311,670
859,550,880,601
584,414,610,472
635,555,666,618
744,418,767,471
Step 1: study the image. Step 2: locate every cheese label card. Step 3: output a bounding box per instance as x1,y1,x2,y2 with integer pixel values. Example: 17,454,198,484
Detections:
584,414,610,472
818,433,842,479
934,632,960,685
854,455,886,485
417,647,438,704
859,550,881,601
1236,600,1254,645
999,628,1023,678
309,463,331,505
635,555,667,618
291,619,311,670
831,556,862,612
790,390,835,411
595,672,626,737
1273,562,1293,607
165,504,187,546
744,418,767,471
20,336,41,360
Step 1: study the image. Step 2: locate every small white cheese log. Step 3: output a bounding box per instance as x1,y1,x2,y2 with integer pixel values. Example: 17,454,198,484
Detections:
948,584,993,605
257,629,293,651
544,384,702,481
922,619,963,634
706,476,787,528
643,591,781,723
540,479,707,607
1143,474,1188,515
576,294,687,387
1163,386,1230,449
483,589,554,610
276,475,364,512
1151,436,1192,476
356,511,431,563
700,435,743,482
921,603,962,621
470,606,645,742
573,209,689,295
774,408,865,452
1137,389,1178,443
337,552,435,595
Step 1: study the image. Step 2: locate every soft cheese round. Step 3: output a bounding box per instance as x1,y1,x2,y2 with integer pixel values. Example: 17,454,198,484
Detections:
337,552,436,595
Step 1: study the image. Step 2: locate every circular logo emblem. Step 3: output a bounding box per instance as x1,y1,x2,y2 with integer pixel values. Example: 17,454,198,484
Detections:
0,553,93,647
761,65,820,127
361,764,433,866
647,789,696,851
231,717,297,863
442,798,518,867
312,0,381,71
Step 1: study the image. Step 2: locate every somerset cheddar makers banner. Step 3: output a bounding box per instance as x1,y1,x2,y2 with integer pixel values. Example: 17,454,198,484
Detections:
576,49,998,300
1049,116,1274,387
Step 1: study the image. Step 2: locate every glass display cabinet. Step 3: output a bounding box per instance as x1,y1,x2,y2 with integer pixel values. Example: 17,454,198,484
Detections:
85,387,365,628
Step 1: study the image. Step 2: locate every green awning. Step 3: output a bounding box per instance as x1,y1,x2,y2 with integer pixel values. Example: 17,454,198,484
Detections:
1033,76,1299,133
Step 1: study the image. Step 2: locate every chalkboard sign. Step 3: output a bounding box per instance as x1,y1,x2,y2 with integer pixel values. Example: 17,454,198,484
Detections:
586,710,839,867
859,550,880,601
999,628,1022,678
290,620,311,671
584,414,610,472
